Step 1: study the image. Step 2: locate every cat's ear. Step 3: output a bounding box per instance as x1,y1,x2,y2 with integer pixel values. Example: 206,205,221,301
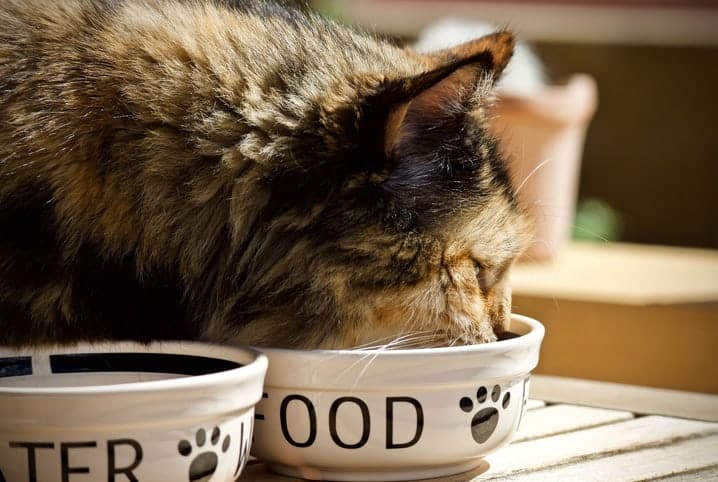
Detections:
426,30,515,78
383,31,515,157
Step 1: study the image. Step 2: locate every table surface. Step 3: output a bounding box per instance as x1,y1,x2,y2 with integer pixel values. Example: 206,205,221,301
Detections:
244,376,718,481
510,242,718,305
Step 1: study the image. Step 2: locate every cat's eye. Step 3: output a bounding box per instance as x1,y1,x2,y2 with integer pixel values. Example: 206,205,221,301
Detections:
473,260,482,280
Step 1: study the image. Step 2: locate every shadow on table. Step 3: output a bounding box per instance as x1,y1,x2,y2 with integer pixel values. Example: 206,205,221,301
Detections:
422,460,491,482
242,459,492,481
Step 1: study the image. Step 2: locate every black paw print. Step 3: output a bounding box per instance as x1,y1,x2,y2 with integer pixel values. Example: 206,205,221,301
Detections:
178,427,230,482
459,384,510,444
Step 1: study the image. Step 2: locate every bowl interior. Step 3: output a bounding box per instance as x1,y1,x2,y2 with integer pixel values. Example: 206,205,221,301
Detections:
256,314,544,389
0,351,241,388
0,341,264,392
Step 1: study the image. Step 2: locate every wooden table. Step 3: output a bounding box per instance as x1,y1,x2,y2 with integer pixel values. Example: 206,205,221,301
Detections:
244,375,718,481
510,242,718,394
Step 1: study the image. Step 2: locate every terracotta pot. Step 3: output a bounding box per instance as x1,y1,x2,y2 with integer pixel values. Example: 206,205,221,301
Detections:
490,74,598,261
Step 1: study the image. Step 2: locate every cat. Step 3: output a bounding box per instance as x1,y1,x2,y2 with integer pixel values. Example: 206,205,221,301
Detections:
0,0,531,349
414,18,546,96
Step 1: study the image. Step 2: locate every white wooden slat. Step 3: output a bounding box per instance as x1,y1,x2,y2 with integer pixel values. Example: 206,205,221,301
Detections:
242,415,718,481
482,416,718,478
524,399,546,410
531,375,718,422
486,434,718,481
650,465,718,481
514,404,634,442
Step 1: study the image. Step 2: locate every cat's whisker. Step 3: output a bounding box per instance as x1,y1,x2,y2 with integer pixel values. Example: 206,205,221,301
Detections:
339,350,376,372
348,334,431,388
331,332,426,379
514,157,553,196
355,332,438,351
378,334,441,349
344,332,444,388
570,225,611,243
350,351,382,389
527,211,613,244
347,330,434,350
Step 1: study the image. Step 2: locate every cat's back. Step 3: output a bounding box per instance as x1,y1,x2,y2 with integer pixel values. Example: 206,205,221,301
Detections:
0,0,414,97
0,0,425,346
0,0,419,174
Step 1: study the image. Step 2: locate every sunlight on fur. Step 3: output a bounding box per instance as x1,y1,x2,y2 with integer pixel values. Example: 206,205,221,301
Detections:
0,0,532,349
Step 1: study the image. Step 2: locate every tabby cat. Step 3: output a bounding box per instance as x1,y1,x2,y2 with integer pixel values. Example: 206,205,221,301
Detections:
0,0,531,349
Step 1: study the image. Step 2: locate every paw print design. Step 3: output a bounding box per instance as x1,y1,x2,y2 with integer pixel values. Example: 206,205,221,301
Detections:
178,427,231,482
459,384,510,444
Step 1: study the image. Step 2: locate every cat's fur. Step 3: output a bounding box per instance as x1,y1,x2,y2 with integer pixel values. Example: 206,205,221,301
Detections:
0,0,531,349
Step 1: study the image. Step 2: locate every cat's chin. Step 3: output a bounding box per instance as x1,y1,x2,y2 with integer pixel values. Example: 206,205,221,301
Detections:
441,331,498,348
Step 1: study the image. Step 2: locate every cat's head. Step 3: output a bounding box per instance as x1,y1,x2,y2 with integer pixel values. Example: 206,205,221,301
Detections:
228,32,531,349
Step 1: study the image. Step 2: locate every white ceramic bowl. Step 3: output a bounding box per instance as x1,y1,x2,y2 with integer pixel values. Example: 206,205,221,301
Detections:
0,342,267,482
251,314,544,481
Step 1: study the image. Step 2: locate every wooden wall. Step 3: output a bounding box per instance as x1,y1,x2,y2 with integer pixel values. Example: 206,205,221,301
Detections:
534,43,718,249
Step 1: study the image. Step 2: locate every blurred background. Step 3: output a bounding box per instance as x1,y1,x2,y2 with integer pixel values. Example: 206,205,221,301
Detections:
296,0,718,394
303,0,718,250
290,0,718,248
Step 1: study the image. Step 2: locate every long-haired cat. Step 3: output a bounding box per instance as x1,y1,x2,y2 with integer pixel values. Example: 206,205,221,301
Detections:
0,0,531,349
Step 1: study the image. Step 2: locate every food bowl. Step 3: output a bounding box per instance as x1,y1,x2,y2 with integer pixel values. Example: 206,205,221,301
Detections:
0,342,267,482
251,314,544,481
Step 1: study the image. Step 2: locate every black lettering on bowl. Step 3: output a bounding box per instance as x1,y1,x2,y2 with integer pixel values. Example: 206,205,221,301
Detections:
254,393,268,421
9,440,143,482
280,395,317,448
108,439,143,482
61,442,97,481
329,397,370,449
385,397,424,449
232,421,253,479
9,442,54,482
274,394,428,450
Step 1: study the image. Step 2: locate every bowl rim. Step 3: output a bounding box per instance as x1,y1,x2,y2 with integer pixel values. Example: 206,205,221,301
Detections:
257,313,544,359
0,341,268,397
